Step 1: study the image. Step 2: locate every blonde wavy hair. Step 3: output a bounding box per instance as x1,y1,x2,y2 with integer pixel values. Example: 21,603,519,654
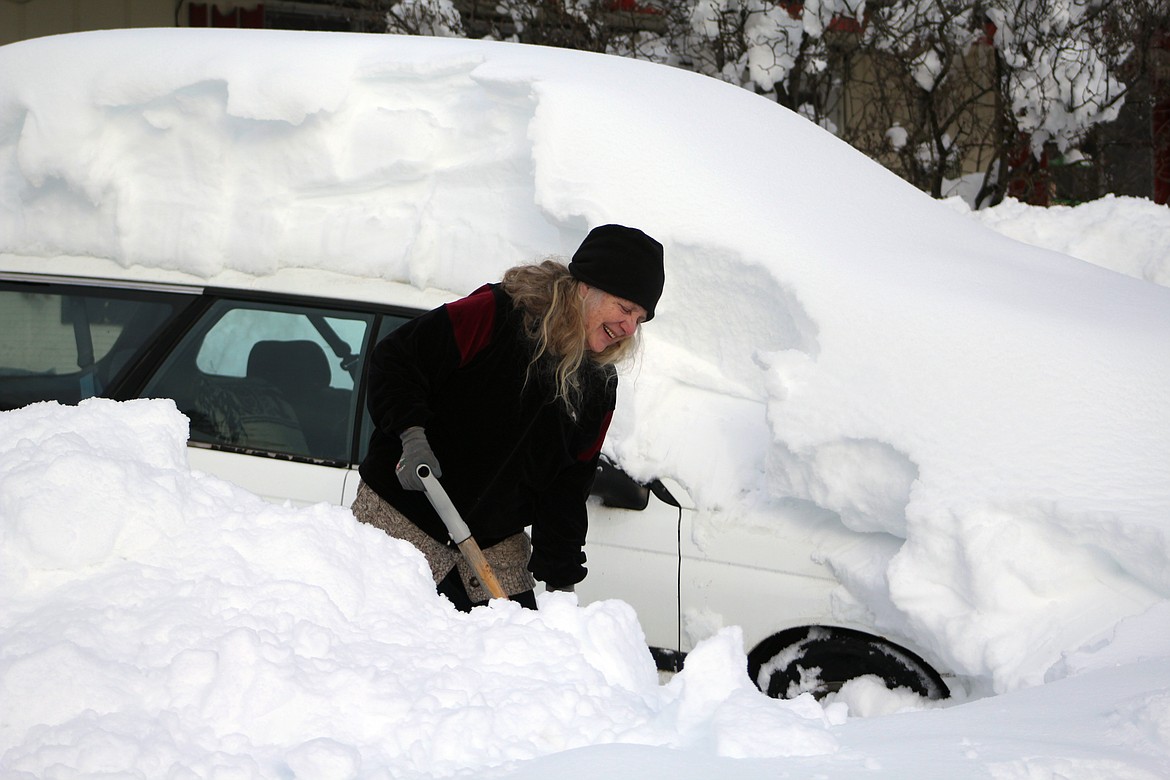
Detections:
502,260,638,414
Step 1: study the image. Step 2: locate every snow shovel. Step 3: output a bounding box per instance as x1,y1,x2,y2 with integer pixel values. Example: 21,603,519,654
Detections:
416,464,509,601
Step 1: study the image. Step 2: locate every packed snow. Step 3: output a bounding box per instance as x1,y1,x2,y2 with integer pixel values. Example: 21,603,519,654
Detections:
2,28,1170,778
950,194,1170,287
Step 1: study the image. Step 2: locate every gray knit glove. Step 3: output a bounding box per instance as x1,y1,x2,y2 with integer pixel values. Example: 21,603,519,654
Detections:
396,426,441,491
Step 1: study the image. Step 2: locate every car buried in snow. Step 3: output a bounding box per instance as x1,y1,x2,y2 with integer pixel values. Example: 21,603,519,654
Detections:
0,28,970,701
0,265,949,702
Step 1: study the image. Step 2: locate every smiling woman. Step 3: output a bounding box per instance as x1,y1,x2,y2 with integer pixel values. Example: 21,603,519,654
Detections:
571,226,660,354
580,285,645,354
353,224,665,612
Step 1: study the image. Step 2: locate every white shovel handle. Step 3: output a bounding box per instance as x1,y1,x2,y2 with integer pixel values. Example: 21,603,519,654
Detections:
417,464,471,544
416,464,507,601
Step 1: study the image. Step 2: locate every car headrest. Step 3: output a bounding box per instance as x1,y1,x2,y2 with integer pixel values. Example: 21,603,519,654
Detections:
246,340,331,391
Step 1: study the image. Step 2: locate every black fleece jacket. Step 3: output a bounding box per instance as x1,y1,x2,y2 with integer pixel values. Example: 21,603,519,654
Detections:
359,283,616,588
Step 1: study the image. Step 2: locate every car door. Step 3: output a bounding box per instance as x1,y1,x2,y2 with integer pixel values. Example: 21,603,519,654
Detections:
139,295,379,506
577,474,691,663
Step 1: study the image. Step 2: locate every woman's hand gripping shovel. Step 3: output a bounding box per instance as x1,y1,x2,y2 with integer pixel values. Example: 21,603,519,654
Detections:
416,464,509,601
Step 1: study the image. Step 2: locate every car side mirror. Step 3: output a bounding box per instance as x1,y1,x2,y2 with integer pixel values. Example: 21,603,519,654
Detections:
591,456,650,510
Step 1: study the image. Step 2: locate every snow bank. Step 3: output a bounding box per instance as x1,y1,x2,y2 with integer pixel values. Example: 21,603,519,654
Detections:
0,399,843,777
948,194,1170,287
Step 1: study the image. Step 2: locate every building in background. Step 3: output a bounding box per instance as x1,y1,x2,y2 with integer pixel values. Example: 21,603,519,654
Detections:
0,1,374,45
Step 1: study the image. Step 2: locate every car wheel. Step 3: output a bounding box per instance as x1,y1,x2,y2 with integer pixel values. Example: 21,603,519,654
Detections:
746,625,949,700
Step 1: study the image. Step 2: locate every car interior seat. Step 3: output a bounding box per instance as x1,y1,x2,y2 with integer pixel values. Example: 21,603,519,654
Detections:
245,339,350,461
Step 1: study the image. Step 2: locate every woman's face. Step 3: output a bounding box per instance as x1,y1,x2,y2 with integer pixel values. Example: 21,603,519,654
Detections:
579,284,647,353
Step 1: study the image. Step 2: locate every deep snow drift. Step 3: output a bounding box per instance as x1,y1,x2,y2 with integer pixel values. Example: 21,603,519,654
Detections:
0,399,850,777
2,398,1169,778
2,27,1170,778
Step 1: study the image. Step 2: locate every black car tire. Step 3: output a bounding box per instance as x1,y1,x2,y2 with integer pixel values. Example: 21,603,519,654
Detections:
746,625,950,700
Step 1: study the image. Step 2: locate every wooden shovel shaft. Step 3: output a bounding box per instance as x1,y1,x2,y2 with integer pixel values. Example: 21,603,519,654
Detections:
417,465,509,601
455,538,508,601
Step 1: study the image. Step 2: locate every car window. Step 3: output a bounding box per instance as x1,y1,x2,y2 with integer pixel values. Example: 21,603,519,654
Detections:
142,299,374,464
0,282,195,410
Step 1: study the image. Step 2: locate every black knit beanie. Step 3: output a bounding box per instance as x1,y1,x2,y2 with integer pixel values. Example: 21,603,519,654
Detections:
568,224,665,321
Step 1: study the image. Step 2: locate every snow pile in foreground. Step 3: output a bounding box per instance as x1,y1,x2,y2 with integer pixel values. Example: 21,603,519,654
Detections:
0,399,844,777
5,399,1170,778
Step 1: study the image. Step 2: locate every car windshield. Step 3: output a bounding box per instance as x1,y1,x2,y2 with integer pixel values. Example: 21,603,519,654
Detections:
0,281,196,410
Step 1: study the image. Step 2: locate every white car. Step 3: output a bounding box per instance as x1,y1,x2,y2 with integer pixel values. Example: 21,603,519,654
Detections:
0,264,950,700
47,24,1170,700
